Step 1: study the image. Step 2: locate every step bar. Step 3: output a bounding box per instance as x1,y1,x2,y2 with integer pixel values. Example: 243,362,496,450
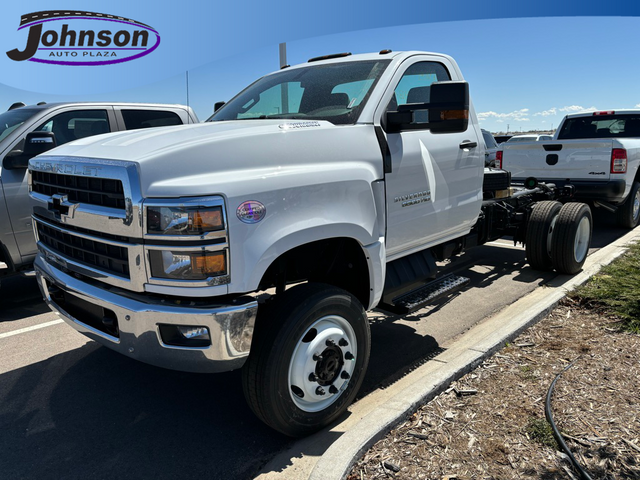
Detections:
378,273,470,315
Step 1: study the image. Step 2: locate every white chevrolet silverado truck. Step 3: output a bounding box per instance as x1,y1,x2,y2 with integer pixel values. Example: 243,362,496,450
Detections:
29,51,592,436
499,110,640,228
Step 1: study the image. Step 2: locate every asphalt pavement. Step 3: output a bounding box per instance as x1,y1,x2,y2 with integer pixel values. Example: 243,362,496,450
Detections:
0,210,630,479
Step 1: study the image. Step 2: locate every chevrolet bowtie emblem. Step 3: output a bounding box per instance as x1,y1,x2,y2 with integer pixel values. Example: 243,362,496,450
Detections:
48,194,77,219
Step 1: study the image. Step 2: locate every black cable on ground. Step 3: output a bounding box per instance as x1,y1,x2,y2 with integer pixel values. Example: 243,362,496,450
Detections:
545,357,593,480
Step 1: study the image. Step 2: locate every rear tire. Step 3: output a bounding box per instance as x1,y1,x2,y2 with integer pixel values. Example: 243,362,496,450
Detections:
550,203,592,275
616,181,640,229
242,283,370,437
525,200,562,271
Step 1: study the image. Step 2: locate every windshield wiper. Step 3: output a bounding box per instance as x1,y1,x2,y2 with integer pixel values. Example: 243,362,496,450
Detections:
242,114,308,120
240,115,279,120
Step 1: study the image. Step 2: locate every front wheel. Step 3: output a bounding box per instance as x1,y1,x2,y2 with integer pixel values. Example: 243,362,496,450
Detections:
242,283,370,437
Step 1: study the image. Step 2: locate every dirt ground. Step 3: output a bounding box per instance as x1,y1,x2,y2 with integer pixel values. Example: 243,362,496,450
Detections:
349,298,640,479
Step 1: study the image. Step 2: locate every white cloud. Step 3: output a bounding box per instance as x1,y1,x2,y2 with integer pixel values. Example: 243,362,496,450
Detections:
477,108,530,122
478,105,602,126
533,105,599,117
558,105,598,113
635,103,640,108
534,108,557,117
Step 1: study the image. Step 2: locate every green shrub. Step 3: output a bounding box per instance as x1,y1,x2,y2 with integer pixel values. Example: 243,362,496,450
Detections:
571,242,640,333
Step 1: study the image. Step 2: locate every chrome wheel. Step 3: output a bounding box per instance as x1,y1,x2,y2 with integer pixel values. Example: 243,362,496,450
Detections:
288,314,357,412
573,216,590,263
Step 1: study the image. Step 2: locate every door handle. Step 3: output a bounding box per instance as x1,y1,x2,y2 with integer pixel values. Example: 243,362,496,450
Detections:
459,140,477,149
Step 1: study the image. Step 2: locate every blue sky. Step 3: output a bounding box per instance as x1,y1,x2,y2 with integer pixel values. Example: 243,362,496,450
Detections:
2,16,640,134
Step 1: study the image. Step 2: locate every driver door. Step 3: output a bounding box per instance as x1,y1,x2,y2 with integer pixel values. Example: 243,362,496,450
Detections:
380,58,484,258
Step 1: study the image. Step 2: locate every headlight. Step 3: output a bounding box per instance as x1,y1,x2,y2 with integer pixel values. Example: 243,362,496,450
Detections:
147,206,224,235
149,250,227,280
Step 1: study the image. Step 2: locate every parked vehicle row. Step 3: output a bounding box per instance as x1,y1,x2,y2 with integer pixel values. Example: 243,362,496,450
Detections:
481,133,553,167
499,110,640,228
502,133,553,143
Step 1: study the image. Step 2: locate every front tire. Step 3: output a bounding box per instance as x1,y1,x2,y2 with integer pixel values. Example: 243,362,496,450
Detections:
550,203,592,275
242,283,370,437
616,181,640,229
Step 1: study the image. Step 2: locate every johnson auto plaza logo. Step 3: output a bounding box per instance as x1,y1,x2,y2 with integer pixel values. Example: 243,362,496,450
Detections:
6,10,160,66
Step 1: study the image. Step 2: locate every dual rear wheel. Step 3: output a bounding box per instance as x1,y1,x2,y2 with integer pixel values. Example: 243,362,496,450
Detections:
526,201,592,275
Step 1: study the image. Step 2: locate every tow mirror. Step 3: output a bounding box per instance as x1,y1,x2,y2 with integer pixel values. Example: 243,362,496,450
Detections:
214,101,226,113
3,150,26,170
2,131,57,170
385,81,469,134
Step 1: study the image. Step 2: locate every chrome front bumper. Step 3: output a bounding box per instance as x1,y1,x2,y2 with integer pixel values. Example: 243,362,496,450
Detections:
34,256,258,373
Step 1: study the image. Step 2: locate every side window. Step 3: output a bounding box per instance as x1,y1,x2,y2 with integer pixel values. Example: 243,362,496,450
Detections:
387,62,451,123
35,110,110,146
121,110,183,129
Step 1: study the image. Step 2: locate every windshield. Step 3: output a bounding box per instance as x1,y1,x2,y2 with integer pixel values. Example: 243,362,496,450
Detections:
0,108,38,143
209,60,391,125
557,114,640,139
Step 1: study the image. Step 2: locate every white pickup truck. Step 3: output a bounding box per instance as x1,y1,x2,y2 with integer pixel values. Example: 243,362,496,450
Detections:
29,51,592,436
499,110,640,228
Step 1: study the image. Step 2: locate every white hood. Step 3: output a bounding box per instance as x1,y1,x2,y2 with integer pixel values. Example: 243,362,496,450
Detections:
38,120,384,199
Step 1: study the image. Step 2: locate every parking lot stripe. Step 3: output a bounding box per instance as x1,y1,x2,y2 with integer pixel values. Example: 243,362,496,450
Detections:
0,319,64,339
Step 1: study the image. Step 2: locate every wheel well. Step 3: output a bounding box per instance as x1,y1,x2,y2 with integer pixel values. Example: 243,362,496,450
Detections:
258,237,370,308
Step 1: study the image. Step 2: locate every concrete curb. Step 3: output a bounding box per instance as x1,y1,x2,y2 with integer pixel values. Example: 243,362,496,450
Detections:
308,227,640,480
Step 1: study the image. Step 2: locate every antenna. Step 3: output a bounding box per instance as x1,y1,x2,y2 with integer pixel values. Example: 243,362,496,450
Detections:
186,71,190,123
279,43,287,68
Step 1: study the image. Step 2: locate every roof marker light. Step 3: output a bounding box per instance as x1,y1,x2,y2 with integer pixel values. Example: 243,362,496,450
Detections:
308,52,352,62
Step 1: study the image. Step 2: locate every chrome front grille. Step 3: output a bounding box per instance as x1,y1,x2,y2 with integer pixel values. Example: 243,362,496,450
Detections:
29,157,230,296
36,220,130,278
31,170,126,210
29,157,143,239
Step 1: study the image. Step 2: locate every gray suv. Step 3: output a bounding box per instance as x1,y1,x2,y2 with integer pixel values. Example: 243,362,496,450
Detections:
0,102,198,285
